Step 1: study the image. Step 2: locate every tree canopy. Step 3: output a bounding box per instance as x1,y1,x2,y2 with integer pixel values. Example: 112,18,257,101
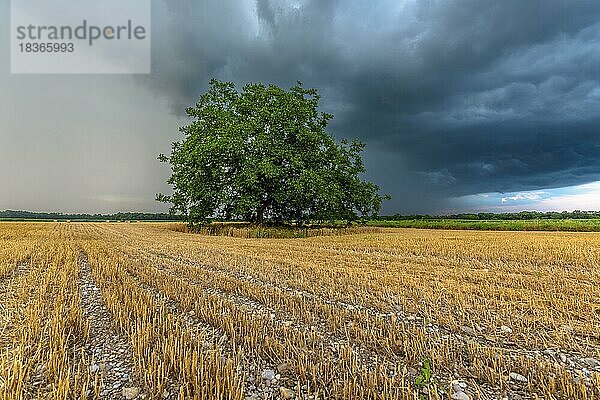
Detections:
157,79,386,225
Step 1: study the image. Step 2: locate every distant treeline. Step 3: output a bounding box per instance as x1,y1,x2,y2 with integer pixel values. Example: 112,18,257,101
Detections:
373,210,600,221
0,210,185,221
3,209,600,223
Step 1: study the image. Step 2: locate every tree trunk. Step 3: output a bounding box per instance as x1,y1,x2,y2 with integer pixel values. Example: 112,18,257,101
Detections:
256,205,265,225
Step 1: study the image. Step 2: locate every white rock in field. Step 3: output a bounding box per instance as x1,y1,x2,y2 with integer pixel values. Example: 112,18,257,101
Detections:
583,357,600,368
451,391,470,400
509,372,528,382
500,325,513,334
451,380,466,393
261,369,276,380
460,326,476,336
122,387,141,399
559,353,567,363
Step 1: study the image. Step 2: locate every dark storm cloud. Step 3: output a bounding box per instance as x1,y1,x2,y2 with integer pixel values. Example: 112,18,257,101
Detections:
146,0,600,213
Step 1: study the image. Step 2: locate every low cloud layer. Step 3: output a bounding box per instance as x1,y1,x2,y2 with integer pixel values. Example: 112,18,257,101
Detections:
454,181,600,213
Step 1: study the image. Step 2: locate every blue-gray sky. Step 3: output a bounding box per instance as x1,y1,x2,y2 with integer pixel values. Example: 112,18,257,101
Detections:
2,0,600,214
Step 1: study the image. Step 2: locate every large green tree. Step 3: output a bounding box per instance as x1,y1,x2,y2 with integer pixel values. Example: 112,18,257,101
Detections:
157,79,386,225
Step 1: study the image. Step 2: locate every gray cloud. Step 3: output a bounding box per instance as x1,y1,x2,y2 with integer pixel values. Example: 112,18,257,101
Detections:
138,0,600,213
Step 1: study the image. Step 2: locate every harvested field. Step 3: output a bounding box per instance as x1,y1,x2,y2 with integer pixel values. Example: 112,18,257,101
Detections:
1,222,599,399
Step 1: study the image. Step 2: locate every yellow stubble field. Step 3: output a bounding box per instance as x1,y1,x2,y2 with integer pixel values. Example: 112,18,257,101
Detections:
0,222,599,399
